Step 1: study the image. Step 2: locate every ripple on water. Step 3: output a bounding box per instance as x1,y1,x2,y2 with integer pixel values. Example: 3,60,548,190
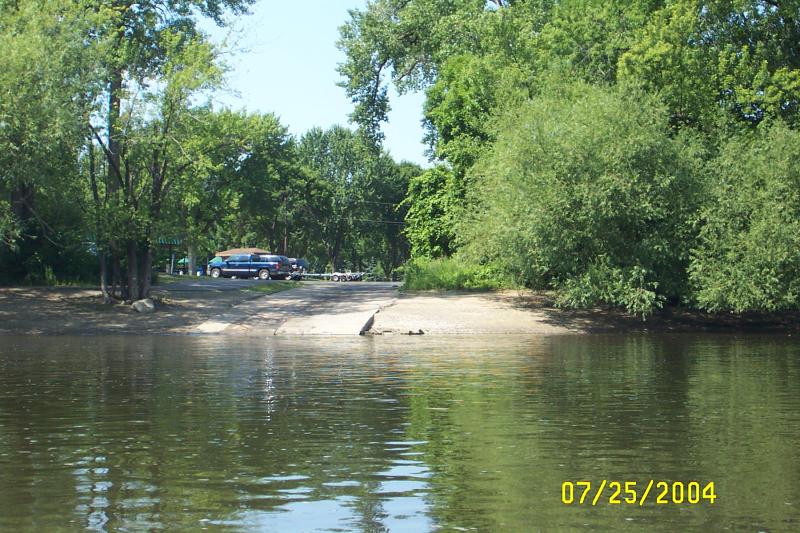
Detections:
0,335,798,532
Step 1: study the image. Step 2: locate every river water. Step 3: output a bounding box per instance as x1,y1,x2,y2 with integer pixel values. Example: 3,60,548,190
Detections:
0,334,798,531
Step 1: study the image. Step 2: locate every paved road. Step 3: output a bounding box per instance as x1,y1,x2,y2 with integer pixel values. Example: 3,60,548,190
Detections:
193,281,400,335
157,276,267,292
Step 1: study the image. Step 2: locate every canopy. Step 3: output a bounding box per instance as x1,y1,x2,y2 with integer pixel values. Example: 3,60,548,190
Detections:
214,247,270,258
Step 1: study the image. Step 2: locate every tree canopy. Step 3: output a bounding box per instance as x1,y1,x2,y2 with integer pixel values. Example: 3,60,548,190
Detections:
339,0,800,314
0,0,417,295
4,0,800,315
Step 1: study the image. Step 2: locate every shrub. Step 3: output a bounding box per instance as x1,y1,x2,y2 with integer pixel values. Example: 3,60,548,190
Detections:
400,256,512,291
689,122,800,312
465,79,705,316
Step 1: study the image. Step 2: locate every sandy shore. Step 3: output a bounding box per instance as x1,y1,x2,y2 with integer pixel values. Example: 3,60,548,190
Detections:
370,291,573,335
0,285,265,335
1,283,797,336
370,290,800,335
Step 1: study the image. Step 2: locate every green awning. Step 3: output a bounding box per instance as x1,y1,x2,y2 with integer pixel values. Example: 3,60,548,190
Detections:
157,237,182,245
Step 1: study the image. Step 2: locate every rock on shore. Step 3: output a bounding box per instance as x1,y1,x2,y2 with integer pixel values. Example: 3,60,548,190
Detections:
132,298,155,313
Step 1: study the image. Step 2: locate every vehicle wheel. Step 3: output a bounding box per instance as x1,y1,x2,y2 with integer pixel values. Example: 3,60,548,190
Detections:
332,274,340,282
210,268,221,278
258,269,270,280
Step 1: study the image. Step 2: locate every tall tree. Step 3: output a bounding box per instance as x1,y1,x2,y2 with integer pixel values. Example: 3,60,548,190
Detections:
297,126,376,270
88,0,253,301
0,0,101,248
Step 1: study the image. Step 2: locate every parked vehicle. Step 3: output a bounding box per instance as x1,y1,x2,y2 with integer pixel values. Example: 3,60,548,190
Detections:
208,254,292,280
288,258,308,272
287,258,309,280
264,255,293,279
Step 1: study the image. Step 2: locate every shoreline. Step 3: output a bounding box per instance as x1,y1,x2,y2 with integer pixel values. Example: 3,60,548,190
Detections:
0,284,797,336
368,289,800,336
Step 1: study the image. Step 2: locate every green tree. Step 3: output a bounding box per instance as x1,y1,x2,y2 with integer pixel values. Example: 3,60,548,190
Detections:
297,126,375,270
88,31,222,299
468,80,705,315
363,159,420,278
337,0,495,142
85,0,252,300
0,0,104,283
403,166,462,258
175,109,329,266
689,121,800,312
619,0,800,129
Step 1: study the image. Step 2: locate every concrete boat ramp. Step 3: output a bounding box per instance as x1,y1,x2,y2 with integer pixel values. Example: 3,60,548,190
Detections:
194,282,399,336
192,281,575,336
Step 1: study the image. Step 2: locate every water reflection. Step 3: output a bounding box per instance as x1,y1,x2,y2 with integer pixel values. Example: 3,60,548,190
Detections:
0,335,798,531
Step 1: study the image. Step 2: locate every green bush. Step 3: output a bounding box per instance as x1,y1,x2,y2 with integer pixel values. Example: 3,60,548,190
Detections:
0,230,97,286
403,166,463,258
689,122,800,312
400,256,512,291
465,79,705,316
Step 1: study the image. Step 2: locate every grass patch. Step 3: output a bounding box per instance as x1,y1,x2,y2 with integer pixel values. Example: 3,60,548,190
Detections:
401,257,514,291
244,281,301,295
154,274,183,285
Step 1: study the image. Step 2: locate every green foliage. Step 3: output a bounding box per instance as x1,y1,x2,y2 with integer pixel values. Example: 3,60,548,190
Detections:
689,121,800,312
619,0,800,129
401,256,511,291
402,166,462,258
364,160,420,277
296,126,414,272
5,0,800,316
0,0,417,294
468,80,705,316
0,200,19,248
341,1,800,314
533,0,660,83
423,53,527,173
174,108,322,260
337,0,492,141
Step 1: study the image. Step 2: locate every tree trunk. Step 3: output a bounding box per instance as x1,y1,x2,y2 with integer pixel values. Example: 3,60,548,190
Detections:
107,68,122,190
87,137,111,303
139,245,152,299
10,182,34,225
107,68,124,300
330,232,342,272
112,257,122,299
126,241,138,303
188,244,196,277
99,252,111,304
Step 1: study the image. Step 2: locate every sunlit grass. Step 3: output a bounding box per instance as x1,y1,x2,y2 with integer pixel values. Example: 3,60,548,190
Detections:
154,274,182,285
401,257,514,291
244,281,301,295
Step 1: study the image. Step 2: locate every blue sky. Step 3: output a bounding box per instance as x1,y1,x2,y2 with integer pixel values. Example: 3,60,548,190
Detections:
200,0,430,166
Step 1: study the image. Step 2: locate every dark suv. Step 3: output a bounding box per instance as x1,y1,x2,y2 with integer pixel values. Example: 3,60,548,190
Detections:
208,254,292,280
260,255,293,279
